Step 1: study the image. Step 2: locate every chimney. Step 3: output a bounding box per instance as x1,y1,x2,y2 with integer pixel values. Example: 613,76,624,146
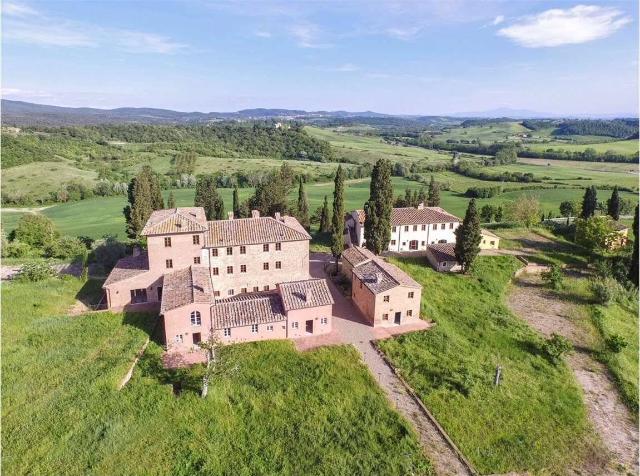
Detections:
251,210,260,218
274,212,281,221
417,202,425,210
227,211,234,220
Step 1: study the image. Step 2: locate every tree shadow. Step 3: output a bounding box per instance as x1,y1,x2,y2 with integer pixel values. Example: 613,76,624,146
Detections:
75,278,106,307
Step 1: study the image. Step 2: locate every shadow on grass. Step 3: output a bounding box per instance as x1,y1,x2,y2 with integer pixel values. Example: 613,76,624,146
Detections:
75,278,106,307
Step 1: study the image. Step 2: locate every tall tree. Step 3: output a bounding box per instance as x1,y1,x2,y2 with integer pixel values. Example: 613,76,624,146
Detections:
427,175,441,207
167,191,176,209
494,206,503,223
232,186,241,218
607,186,621,221
248,164,294,216
454,199,482,273
142,165,164,211
559,200,576,225
195,175,225,220
330,165,345,270
364,159,393,254
124,167,157,239
629,205,638,286
319,195,331,233
296,177,310,230
417,187,427,205
580,186,598,219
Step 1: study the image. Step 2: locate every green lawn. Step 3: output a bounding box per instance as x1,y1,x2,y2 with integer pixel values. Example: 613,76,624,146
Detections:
377,257,600,474
525,139,638,155
2,276,433,475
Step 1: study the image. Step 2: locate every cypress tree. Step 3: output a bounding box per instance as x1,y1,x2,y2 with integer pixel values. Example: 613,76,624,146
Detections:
364,159,393,254
232,186,241,218
297,177,310,231
607,186,621,221
319,195,331,233
330,165,345,270
454,199,482,273
404,189,412,207
417,187,427,205
139,165,164,210
494,206,503,222
195,175,224,220
629,205,638,286
124,168,160,239
580,186,597,218
167,191,176,209
427,175,440,207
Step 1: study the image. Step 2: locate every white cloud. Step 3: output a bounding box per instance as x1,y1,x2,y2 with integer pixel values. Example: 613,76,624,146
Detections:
320,63,359,73
492,15,505,26
254,31,272,38
289,23,332,48
4,19,96,47
116,31,186,54
497,5,631,48
2,1,38,17
385,26,422,40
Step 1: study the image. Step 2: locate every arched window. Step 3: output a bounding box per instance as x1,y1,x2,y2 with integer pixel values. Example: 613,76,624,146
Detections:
190,310,201,326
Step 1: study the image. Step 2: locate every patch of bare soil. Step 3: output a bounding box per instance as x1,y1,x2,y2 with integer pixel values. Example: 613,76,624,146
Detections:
508,271,639,475
67,300,90,316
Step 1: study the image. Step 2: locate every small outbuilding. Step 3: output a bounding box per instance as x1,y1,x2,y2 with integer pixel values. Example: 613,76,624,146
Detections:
480,229,500,250
425,243,462,273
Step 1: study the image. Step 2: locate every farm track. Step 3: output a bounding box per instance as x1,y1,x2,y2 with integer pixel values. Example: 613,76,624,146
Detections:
507,271,638,475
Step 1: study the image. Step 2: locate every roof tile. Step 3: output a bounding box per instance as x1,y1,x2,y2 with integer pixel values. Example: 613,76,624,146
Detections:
277,279,334,311
204,216,310,247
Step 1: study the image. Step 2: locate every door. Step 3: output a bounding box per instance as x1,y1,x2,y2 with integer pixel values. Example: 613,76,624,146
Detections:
305,320,313,334
192,333,201,345
157,286,163,301
409,240,418,250
394,312,401,325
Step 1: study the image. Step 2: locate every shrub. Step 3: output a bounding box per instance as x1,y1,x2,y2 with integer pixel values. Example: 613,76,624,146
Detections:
12,214,59,249
44,236,87,260
543,333,573,364
605,334,628,353
590,277,621,305
17,262,56,282
2,240,35,258
91,235,128,273
541,265,564,290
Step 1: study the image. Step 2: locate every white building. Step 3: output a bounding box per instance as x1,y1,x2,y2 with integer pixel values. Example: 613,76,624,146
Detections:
345,203,461,252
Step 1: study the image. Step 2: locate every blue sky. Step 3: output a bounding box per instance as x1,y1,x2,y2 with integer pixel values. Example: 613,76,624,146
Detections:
2,0,638,115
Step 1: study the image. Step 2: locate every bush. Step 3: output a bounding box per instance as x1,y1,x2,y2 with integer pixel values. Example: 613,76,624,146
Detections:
44,236,87,260
590,277,621,305
605,334,628,353
2,240,35,258
17,262,56,282
91,235,128,273
541,265,564,290
12,214,59,249
543,333,573,364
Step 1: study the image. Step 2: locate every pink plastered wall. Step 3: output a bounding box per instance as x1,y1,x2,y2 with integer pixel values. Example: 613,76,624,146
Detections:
147,232,205,273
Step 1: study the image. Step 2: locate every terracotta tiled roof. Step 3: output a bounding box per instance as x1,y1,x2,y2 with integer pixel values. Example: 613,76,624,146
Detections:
103,253,149,287
211,292,286,329
141,208,208,236
204,216,311,247
277,279,334,311
426,243,458,264
353,206,460,226
352,257,421,294
481,228,499,238
341,246,375,267
160,266,213,313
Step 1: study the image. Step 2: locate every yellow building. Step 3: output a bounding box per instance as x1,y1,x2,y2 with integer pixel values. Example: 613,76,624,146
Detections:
480,229,500,250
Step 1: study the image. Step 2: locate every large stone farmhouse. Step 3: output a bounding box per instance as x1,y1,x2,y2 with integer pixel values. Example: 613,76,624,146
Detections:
103,207,334,351
345,203,461,252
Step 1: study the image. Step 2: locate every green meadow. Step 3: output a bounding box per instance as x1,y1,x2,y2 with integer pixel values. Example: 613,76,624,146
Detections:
2,276,432,476
378,256,602,474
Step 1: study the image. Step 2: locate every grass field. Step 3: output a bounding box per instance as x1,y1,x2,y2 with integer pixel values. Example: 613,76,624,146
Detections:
2,276,433,475
524,139,638,155
2,160,99,198
377,256,600,474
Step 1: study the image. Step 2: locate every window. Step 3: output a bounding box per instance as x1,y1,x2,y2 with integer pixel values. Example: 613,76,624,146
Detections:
192,235,200,245
241,287,247,293
382,313,389,320
433,224,437,230
408,292,414,298
263,243,269,252
228,289,234,296
223,328,231,337
192,333,201,344
292,322,298,329
413,225,417,231
253,286,259,292
164,237,172,247
441,224,445,230
251,324,258,333
449,223,454,229
267,325,274,331
165,259,173,269
409,240,418,250
212,267,219,276
275,242,281,251
194,256,201,264
275,261,282,269
227,266,233,274
359,281,363,289
421,225,426,231
241,265,247,273
438,239,447,244
392,227,397,232
175,334,184,343
490,241,495,245
320,317,328,324
240,245,246,254
391,240,396,245
226,247,233,255
404,226,409,231
212,248,218,257
263,285,269,291
130,289,147,304
214,291,220,297
190,311,201,326
263,262,269,270
421,241,425,246
383,295,389,302
407,310,413,317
